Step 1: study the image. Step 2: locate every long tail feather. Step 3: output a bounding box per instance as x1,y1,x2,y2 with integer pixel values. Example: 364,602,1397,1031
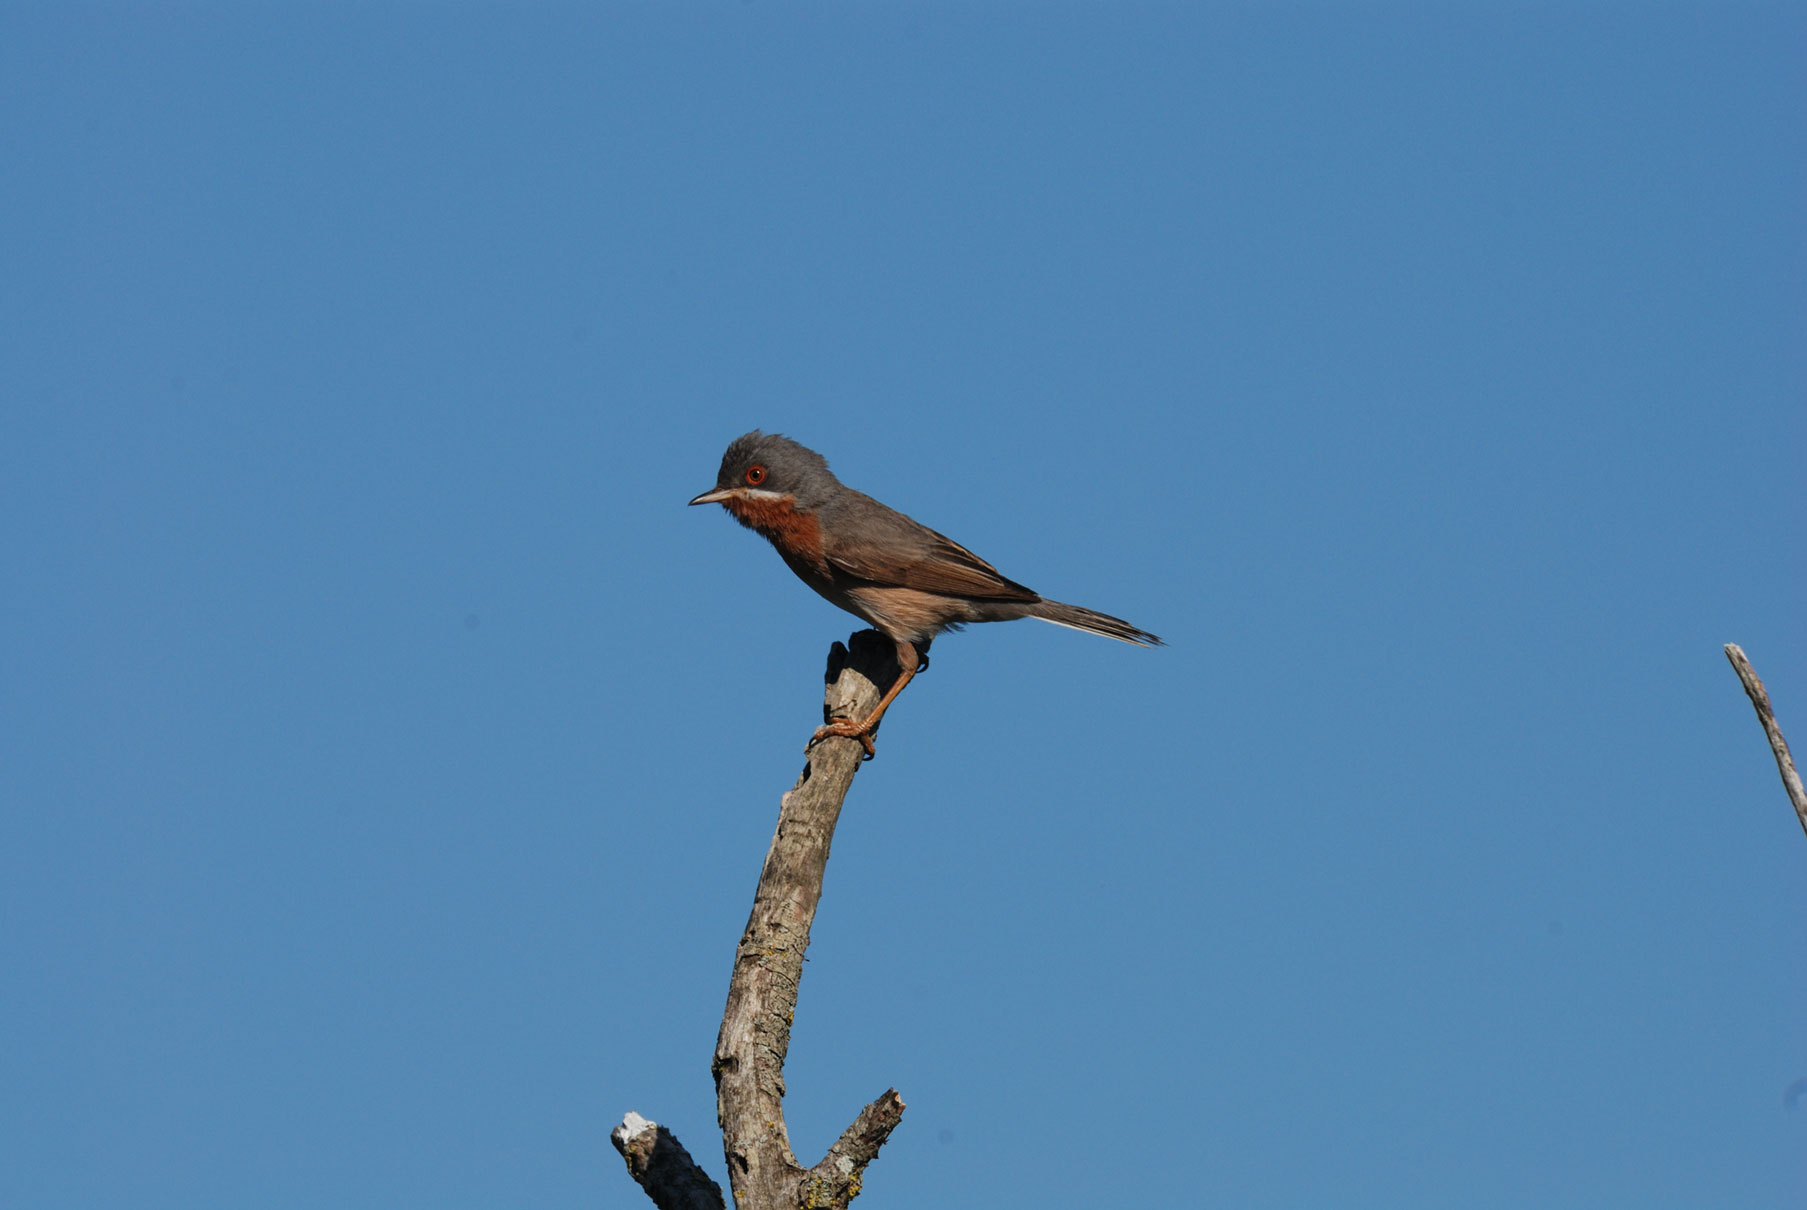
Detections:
1028,600,1163,647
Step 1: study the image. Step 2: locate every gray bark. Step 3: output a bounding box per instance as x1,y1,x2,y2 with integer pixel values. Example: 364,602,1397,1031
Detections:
615,631,906,1209
1724,643,1807,841
714,630,906,1207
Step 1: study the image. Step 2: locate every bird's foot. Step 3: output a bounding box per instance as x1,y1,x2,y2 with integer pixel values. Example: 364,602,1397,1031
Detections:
810,718,878,761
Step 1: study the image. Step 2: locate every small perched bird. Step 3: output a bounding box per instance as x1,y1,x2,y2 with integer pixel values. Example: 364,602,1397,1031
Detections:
690,431,1162,758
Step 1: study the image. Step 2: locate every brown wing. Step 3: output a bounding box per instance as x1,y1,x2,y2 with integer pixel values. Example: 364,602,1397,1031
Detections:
820,490,1040,601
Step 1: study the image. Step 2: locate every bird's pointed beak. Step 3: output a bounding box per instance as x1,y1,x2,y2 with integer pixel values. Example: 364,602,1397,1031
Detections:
689,487,734,506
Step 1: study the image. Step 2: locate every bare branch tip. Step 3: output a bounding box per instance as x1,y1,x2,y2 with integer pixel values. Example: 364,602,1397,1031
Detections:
612,1112,726,1210
614,1111,656,1146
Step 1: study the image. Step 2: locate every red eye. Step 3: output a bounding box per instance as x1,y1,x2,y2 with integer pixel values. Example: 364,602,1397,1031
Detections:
745,465,767,486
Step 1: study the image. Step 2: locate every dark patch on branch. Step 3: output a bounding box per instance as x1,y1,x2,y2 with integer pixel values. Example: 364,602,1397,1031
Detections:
611,1114,726,1210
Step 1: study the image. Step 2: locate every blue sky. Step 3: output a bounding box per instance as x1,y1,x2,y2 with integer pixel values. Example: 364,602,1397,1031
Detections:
2,4,1802,1207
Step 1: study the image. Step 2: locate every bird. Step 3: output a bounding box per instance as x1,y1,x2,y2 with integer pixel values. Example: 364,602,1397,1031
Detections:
689,431,1162,759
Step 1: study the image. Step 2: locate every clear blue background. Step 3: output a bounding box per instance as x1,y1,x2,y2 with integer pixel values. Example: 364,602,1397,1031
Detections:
2,4,1801,1207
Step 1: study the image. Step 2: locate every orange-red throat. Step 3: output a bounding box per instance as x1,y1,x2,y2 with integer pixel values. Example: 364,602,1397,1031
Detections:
715,491,828,573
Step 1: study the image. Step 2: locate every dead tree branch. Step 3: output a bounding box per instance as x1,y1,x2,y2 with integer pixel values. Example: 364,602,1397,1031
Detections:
611,1113,725,1210
1724,643,1807,840
713,630,905,1208
615,631,906,1210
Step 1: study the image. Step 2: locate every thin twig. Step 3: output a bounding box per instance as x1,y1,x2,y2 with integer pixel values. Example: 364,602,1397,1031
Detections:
1724,644,1807,840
